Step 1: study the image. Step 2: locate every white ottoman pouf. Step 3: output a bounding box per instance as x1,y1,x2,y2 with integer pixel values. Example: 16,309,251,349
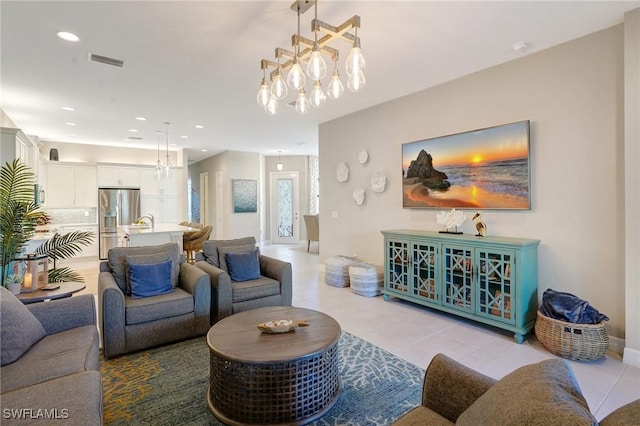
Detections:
325,255,359,287
349,262,384,297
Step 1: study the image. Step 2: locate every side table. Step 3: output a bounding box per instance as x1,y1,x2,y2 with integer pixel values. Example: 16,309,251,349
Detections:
16,282,86,304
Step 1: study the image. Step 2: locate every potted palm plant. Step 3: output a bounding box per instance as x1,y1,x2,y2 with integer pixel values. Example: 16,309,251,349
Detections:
0,159,94,288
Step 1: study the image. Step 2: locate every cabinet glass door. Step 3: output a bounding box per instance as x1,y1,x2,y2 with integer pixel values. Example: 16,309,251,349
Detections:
477,250,515,324
411,242,438,303
442,245,473,312
386,239,409,294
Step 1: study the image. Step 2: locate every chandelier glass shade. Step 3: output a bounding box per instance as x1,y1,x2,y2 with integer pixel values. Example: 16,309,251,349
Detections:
257,0,364,115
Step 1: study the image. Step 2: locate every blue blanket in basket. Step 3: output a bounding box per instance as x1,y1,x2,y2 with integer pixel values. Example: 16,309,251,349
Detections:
539,288,609,324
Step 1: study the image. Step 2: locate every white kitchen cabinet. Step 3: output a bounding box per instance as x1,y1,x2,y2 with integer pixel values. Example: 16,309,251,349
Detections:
140,167,182,196
1,127,37,174
59,224,99,258
98,165,140,187
46,164,97,208
141,195,184,224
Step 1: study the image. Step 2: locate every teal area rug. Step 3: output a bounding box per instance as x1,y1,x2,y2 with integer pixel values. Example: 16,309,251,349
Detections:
101,332,424,425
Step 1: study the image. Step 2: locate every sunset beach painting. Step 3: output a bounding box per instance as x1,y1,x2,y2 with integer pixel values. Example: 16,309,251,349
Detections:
402,120,530,209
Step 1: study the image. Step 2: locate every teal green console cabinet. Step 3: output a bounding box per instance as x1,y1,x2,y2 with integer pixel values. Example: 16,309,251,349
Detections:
382,230,540,343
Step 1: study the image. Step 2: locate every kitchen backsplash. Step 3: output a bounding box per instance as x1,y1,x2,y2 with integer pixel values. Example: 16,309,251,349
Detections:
45,208,98,225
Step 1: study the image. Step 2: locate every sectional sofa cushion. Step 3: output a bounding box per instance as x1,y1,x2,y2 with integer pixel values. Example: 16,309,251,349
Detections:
1,325,98,394
456,358,597,426
202,237,256,268
127,255,173,298
0,286,46,366
108,243,181,294
227,248,261,282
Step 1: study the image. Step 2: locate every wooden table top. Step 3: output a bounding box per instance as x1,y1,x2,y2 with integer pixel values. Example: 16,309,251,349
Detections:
17,282,86,304
207,306,341,363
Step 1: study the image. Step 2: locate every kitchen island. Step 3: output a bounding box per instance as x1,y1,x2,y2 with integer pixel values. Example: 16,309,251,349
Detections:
119,223,197,250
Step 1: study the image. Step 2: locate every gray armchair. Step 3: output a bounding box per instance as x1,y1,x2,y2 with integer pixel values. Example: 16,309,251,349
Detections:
98,243,211,359
194,237,292,324
393,353,639,425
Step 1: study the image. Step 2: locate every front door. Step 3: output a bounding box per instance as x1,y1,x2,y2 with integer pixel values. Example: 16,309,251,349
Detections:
270,171,299,244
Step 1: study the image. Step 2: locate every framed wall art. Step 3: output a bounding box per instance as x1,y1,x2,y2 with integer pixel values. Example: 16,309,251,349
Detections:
232,179,258,213
402,120,531,210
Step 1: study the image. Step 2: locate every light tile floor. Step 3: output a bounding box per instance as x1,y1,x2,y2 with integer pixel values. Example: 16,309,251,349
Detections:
72,244,639,421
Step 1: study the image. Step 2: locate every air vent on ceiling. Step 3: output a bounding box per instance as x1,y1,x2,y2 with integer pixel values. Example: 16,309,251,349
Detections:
127,136,143,140
88,52,124,68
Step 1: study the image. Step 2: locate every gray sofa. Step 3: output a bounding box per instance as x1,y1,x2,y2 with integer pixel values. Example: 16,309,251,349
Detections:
393,353,640,425
0,287,103,425
98,243,211,359
194,237,292,323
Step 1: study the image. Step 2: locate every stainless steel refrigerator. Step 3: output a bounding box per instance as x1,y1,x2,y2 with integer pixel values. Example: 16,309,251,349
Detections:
99,187,141,259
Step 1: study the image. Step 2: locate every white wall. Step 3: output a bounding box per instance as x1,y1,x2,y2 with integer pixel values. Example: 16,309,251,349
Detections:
319,25,630,346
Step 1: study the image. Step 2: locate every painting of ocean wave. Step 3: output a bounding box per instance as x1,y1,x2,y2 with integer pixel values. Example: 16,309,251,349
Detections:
232,179,258,213
402,120,530,209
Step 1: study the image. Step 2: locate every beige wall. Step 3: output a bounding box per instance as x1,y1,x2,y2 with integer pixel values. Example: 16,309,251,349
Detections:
624,8,640,365
320,25,630,347
190,153,314,243
189,151,262,242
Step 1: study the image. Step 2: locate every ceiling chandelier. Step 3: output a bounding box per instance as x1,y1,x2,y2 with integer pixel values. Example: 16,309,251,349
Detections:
256,0,365,115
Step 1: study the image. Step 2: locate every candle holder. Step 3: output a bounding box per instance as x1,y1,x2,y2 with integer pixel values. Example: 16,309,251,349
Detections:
15,254,49,292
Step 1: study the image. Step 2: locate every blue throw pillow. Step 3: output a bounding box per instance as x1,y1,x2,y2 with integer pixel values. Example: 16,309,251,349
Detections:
226,248,261,282
127,257,174,299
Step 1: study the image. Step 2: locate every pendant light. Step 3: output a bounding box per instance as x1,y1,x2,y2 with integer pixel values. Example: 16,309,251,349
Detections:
276,151,284,171
309,80,327,108
295,88,310,115
256,68,270,108
154,130,163,180
326,60,344,100
162,121,173,178
270,59,288,100
345,27,366,77
306,1,327,80
287,3,305,90
265,96,279,115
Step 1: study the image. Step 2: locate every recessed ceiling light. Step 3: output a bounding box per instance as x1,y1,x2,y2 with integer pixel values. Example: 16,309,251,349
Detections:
201,149,208,152
181,135,189,139
194,125,204,129
135,117,146,121
128,129,138,133
61,106,75,111
57,31,80,42
65,122,76,126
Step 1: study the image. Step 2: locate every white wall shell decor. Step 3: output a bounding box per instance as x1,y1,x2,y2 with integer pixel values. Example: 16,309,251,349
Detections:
358,149,369,165
352,187,365,205
336,162,349,183
371,171,387,193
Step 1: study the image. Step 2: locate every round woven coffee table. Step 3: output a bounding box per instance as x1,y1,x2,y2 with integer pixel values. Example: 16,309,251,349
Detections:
206,306,341,426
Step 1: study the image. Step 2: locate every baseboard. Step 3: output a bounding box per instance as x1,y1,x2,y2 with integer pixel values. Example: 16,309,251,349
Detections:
623,346,640,368
609,336,625,355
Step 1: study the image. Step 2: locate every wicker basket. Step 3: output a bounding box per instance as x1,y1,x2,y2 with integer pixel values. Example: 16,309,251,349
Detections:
534,311,609,361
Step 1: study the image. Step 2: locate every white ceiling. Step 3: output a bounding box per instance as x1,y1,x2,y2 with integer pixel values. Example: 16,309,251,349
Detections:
1,1,638,164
